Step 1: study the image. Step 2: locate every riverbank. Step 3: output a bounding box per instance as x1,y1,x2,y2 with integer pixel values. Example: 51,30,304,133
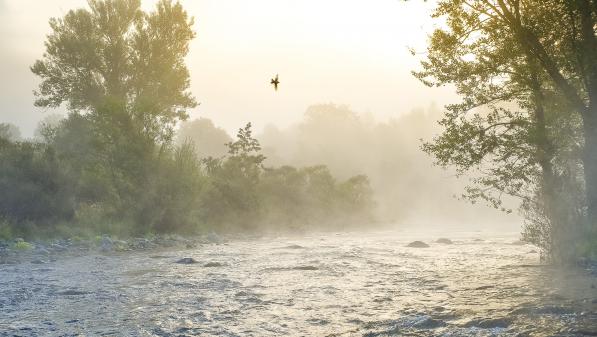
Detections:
0,233,229,265
2,231,597,277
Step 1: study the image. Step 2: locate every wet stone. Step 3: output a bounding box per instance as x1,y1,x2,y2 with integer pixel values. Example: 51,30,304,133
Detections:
100,236,113,252
407,241,430,248
293,265,319,270
412,316,446,329
464,317,512,329
57,290,89,296
175,257,198,264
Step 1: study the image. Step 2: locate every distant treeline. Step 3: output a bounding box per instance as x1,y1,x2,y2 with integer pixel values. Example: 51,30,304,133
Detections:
0,118,374,239
0,0,374,240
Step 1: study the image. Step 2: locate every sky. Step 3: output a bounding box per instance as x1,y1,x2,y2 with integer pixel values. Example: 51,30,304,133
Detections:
0,0,457,136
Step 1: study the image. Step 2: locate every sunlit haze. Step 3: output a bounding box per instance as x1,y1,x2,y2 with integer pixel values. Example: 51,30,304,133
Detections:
0,0,455,135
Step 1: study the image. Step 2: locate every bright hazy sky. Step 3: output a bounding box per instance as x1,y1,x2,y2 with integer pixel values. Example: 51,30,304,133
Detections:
0,0,457,136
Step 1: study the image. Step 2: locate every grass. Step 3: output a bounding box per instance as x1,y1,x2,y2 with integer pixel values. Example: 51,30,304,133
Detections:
14,241,33,250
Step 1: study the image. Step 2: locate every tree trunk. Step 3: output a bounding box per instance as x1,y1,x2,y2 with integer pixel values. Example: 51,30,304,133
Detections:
529,72,561,261
582,108,597,237
578,0,597,238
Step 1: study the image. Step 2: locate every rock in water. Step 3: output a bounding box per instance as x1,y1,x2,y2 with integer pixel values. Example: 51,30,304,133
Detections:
407,241,430,248
176,257,198,264
293,265,319,270
204,261,224,267
412,316,446,329
57,289,89,296
465,317,511,329
100,236,113,252
436,238,453,244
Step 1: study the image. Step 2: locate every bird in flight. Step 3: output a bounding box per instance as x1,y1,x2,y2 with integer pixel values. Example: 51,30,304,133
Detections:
270,74,280,91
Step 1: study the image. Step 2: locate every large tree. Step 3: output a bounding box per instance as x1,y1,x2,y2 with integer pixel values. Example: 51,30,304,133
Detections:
31,0,196,144
417,0,593,260
30,0,197,230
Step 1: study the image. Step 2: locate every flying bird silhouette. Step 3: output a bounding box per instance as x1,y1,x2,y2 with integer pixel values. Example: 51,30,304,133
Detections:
270,74,279,91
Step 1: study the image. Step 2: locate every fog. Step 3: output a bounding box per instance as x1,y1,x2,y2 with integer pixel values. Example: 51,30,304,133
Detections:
0,0,456,136
0,0,513,230
178,104,518,231
1,1,595,336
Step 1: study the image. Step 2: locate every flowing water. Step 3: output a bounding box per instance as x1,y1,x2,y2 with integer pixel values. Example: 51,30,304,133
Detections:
1,230,596,336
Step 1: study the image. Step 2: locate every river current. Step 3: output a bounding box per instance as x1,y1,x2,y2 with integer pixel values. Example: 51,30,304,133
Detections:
1,230,596,336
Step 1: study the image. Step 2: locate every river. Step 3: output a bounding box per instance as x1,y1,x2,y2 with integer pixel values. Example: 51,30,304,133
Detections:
1,230,596,336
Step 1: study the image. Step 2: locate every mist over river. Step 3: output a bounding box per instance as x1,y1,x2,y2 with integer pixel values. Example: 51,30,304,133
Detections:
1,230,596,336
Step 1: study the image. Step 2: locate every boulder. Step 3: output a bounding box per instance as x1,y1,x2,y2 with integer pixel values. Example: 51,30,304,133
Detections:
436,238,453,244
407,241,430,248
176,257,198,264
100,236,113,252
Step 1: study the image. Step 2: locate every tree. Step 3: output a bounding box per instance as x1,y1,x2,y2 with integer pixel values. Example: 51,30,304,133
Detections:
0,139,76,234
200,123,266,230
34,114,65,141
0,123,21,142
31,0,196,144
176,118,232,159
30,0,198,232
416,0,594,261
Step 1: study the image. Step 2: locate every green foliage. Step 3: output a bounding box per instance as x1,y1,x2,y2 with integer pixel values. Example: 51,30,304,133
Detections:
259,166,375,230
0,123,21,142
0,117,374,238
0,138,76,227
31,0,196,144
199,123,375,231
417,0,597,263
14,241,33,251
0,218,13,241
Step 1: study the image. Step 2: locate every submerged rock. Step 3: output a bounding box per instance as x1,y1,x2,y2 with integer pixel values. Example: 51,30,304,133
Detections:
412,316,446,329
203,261,225,267
464,317,511,329
293,265,319,270
436,238,453,244
407,241,430,248
57,289,89,296
175,257,198,264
